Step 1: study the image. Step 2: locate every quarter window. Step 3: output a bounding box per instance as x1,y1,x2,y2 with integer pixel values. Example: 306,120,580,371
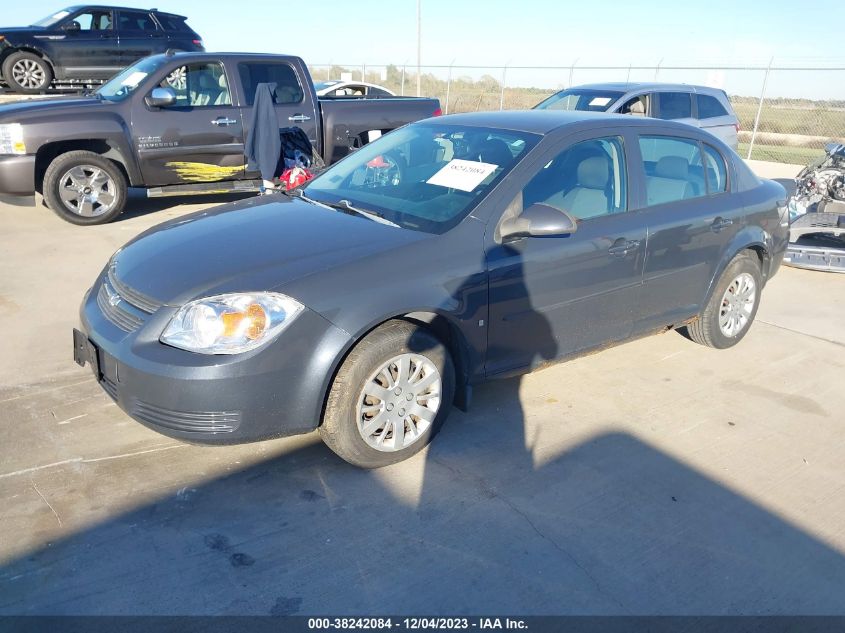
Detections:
522,136,627,220
656,92,692,120
696,94,729,119
703,144,728,193
639,136,706,205
238,63,304,105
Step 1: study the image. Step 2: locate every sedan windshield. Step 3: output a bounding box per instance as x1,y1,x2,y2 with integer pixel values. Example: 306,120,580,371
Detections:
535,89,624,112
303,124,540,234
96,56,169,102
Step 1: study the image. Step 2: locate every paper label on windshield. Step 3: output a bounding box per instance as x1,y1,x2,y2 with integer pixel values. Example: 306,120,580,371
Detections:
589,97,612,107
52,10,70,20
121,71,147,87
426,159,498,192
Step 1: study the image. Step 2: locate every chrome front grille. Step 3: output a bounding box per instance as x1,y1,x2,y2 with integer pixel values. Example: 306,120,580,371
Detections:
107,266,162,314
97,282,144,332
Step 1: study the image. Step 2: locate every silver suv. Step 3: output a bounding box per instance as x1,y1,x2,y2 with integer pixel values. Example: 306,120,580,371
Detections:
534,82,740,150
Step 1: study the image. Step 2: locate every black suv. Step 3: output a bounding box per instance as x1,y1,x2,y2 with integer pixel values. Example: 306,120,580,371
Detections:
0,6,204,93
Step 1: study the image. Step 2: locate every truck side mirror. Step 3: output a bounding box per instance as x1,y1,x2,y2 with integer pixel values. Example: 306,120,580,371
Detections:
499,203,578,241
145,87,177,109
62,21,81,33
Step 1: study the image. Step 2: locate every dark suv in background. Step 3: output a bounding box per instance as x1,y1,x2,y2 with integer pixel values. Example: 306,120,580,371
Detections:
0,5,204,93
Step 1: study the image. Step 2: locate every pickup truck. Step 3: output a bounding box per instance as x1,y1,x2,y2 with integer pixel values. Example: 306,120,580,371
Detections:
0,52,442,224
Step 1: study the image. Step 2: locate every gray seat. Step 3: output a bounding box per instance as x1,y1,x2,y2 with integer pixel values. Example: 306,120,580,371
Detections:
646,155,698,203
190,72,222,107
547,156,610,219
213,74,232,106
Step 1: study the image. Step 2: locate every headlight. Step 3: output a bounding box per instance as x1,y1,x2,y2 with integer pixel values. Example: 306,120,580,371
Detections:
0,124,26,155
160,292,304,355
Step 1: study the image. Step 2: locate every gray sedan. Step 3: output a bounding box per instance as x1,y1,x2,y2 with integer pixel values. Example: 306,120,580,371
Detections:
74,111,789,468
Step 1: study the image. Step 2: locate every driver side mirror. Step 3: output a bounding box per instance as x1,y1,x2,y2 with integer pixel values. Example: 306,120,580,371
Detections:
499,203,578,241
62,21,81,33
145,87,177,109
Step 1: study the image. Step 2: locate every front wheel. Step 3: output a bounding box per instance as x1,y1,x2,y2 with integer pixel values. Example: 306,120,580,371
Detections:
683,251,763,349
320,320,455,468
42,151,128,225
2,51,53,93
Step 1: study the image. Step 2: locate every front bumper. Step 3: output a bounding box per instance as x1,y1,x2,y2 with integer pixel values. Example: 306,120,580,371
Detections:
0,154,36,198
77,272,353,444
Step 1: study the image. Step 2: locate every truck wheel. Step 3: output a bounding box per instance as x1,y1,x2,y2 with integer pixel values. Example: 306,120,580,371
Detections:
43,151,128,225
320,320,455,468
2,51,53,93
683,251,762,349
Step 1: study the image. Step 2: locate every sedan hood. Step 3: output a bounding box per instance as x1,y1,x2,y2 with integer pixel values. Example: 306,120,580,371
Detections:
112,196,428,307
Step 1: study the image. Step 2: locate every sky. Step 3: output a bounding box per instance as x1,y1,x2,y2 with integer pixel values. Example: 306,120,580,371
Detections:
6,0,845,99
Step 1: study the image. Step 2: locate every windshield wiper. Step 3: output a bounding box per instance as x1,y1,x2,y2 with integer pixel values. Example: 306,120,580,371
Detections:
335,199,399,227
285,190,399,228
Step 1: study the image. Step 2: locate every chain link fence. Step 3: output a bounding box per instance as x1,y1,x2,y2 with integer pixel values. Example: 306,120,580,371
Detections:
310,63,845,166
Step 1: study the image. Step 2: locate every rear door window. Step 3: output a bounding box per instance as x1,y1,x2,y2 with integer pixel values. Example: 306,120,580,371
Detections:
639,136,706,205
696,94,729,119
656,92,692,120
238,63,304,105
118,10,157,31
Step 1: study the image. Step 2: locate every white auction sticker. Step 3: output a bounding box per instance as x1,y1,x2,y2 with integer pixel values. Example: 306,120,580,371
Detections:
426,159,499,192
589,97,612,107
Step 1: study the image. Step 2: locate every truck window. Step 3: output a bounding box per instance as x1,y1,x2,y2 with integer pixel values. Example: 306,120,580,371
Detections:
238,63,304,105
161,63,232,107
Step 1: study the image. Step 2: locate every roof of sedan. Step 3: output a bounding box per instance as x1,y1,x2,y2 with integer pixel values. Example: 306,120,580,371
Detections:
570,81,725,94
430,110,653,134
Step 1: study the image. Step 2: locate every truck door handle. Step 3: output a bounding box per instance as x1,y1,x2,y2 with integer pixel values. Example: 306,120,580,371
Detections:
288,114,312,122
608,238,641,257
711,217,734,232
212,117,238,126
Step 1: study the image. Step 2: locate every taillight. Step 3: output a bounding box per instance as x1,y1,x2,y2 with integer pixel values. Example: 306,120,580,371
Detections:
432,107,442,117
193,39,204,47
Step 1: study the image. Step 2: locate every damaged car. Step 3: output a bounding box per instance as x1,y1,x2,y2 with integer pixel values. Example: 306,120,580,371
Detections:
784,143,845,272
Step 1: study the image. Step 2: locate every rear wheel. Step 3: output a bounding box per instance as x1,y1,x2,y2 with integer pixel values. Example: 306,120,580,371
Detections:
683,251,762,349
2,51,53,93
43,151,128,225
320,320,455,468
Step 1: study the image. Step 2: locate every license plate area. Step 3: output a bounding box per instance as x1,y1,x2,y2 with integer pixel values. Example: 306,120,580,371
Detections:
73,328,101,379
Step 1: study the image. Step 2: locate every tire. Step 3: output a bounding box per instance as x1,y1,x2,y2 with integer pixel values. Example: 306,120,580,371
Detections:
2,51,53,94
683,251,763,349
43,151,128,225
320,320,455,468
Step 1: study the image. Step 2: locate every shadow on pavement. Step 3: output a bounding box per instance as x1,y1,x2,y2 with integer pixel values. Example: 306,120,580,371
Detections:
1,417,844,615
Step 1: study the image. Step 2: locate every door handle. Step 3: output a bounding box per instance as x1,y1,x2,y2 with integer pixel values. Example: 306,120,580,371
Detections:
288,114,312,122
608,239,641,257
711,217,734,232
212,117,238,126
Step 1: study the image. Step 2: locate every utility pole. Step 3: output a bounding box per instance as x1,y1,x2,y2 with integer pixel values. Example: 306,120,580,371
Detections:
416,0,421,97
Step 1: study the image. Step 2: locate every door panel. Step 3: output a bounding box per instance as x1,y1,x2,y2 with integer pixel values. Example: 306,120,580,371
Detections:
485,131,646,376
54,9,119,78
133,62,245,187
634,136,742,331
117,10,161,66
235,62,320,158
487,213,647,375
